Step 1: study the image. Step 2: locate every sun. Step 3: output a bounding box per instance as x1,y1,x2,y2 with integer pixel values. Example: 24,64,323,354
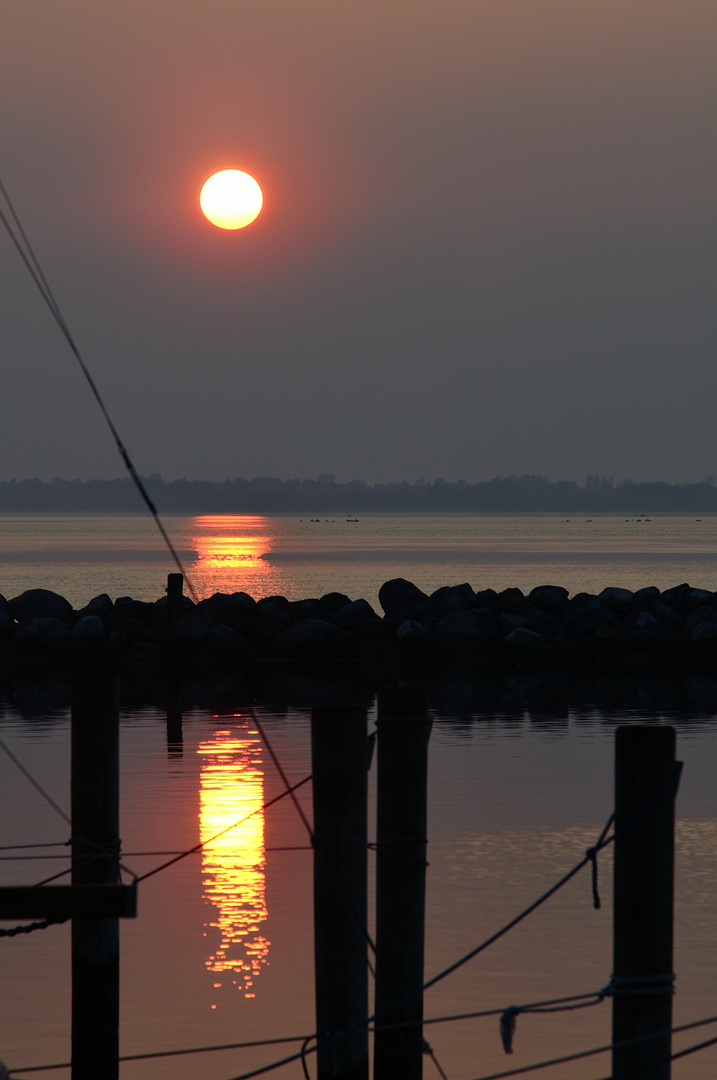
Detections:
200,170,263,230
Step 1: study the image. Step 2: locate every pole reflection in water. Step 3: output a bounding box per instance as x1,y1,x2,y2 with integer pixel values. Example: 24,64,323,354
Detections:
198,723,270,999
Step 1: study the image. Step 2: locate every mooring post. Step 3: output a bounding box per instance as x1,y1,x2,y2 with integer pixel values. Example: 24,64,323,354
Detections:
612,725,679,1080
71,666,120,1080
373,687,431,1080
166,572,183,748
311,705,369,1080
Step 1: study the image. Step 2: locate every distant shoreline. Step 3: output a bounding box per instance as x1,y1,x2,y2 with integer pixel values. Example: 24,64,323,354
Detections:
1,474,717,514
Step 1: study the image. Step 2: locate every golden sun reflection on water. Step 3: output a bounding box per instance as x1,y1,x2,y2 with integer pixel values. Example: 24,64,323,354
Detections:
188,514,296,599
198,724,270,998
192,515,272,571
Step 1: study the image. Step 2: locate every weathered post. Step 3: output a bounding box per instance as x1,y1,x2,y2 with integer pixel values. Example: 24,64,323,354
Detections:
612,725,679,1080
71,666,120,1080
312,705,369,1080
166,572,183,748
374,687,431,1080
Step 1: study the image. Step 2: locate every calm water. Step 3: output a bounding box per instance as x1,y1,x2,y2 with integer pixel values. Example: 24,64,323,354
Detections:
1,515,717,1078
0,512,715,608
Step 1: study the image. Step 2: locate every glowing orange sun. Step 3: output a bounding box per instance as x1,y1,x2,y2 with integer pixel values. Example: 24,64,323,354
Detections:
200,170,263,230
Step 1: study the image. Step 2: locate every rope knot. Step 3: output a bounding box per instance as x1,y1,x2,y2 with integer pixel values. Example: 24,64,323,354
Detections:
605,973,675,997
500,1006,519,1054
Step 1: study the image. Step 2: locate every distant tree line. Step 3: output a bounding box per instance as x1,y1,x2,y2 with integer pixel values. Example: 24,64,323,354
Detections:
0,473,716,513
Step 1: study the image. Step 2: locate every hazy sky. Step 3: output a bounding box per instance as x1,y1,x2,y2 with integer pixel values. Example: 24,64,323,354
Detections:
1,1,716,485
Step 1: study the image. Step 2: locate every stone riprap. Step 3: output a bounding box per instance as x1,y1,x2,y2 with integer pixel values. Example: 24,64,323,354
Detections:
2,579,717,669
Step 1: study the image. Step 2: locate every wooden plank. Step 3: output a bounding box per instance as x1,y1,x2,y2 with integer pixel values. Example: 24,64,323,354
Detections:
0,884,137,920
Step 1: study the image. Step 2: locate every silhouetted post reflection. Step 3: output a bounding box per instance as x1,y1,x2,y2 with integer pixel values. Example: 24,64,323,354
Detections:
374,687,431,1080
71,666,120,1080
311,705,369,1080
613,725,678,1080
166,572,183,750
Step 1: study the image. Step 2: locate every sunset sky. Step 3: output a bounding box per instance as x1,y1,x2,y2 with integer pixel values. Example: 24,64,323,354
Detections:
1,1,716,485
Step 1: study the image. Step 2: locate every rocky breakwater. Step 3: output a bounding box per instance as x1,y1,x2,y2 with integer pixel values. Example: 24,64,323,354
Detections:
2,579,717,670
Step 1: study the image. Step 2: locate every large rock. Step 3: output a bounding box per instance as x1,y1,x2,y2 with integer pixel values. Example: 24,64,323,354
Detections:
115,597,155,621
521,603,568,642
599,587,634,615
273,619,357,659
684,606,717,637
503,627,550,658
496,588,525,614
396,619,433,656
436,610,499,658
323,599,377,631
15,617,69,642
378,579,429,621
0,608,14,642
439,583,477,612
528,585,569,617
632,586,661,609
563,595,613,635
315,592,354,614
71,615,106,643
689,621,717,654
8,589,73,623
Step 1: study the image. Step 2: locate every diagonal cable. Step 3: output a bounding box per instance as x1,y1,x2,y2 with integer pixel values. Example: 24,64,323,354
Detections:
0,734,71,826
135,773,312,883
0,177,197,601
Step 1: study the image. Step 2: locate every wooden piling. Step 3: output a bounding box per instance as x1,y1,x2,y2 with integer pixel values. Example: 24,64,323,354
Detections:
71,666,120,1080
312,705,369,1080
373,687,431,1080
166,573,183,748
612,725,678,1080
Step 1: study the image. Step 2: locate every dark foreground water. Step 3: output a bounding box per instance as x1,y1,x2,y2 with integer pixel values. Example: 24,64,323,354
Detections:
2,513,717,1077
2,666,717,1080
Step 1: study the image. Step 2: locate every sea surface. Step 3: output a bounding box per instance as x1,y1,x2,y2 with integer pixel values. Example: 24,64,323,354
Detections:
0,512,715,608
1,514,717,1079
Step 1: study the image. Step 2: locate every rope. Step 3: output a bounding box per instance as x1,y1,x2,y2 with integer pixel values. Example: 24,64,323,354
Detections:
466,1012,717,1080
7,1031,314,1074
249,705,379,973
604,973,675,997
3,996,602,1074
135,774,312,883
0,735,71,826
498,990,609,1053
0,855,72,862
0,176,197,601
206,766,684,1080
423,1040,450,1079
0,843,70,852
0,918,67,938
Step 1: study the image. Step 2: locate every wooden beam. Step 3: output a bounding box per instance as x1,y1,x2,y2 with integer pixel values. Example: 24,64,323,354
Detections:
612,725,678,1080
0,883,137,921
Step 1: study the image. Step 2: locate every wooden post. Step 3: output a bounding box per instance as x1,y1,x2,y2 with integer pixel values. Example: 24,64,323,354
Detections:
71,666,120,1080
374,688,431,1080
612,725,679,1080
312,705,369,1080
166,573,183,748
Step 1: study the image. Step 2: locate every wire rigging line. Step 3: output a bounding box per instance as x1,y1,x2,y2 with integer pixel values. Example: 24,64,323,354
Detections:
8,1031,314,1074
0,177,196,601
0,735,71,826
465,1014,717,1080
0,992,609,1074
249,705,379,970
207,772,680,1080
0,843,70,852
134,773,312,883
